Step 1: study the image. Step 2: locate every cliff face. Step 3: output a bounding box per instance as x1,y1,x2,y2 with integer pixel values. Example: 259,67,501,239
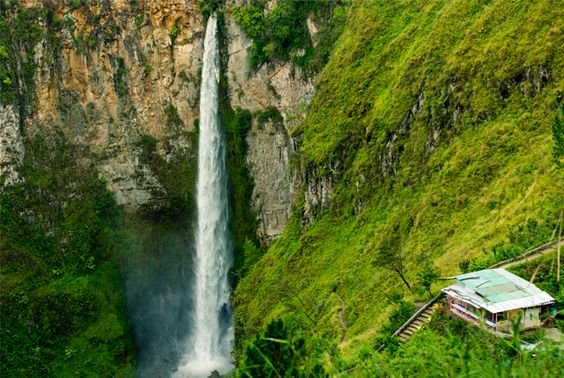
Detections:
2,1,309,243
12,0,202,210
226,14,314,240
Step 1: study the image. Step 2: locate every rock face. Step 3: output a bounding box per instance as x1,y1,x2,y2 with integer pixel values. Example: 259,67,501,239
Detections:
226,15,314,241
246,119,294,239
3,0,203,210
0,105,24,185
2,2,314,240
303,173,333,225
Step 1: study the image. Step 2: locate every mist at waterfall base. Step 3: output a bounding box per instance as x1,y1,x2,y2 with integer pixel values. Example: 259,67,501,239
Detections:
125,233,196,377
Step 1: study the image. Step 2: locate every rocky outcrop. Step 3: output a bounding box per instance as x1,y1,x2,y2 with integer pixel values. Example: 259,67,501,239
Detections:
303,173,333,225
245,118,294,239
380,92,424,179
226,14,314,241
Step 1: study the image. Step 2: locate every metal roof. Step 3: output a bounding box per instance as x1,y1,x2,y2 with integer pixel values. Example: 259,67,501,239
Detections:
442,269,555,314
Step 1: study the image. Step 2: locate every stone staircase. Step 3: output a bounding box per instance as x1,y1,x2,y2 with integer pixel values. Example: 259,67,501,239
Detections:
396,303,437,342
377,293,444,351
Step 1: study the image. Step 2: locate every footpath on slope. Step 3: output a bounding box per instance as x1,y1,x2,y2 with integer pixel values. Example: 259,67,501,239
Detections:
379,240,561,350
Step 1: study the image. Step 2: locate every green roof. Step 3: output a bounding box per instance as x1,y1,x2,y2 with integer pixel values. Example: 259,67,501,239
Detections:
443,269,554,313
457,269,531,304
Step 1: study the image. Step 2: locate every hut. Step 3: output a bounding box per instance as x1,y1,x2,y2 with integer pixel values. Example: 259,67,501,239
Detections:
442,269,555,333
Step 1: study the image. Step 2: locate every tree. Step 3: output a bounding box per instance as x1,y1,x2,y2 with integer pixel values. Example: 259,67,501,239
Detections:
418,263,440,297
373,226,412,291
197,0,223,18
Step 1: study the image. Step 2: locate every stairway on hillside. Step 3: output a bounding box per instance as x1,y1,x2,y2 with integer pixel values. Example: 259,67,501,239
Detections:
396,302,439,343
380,241,559,350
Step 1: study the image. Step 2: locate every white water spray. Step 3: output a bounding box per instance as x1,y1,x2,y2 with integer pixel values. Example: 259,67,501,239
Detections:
175,15,233,377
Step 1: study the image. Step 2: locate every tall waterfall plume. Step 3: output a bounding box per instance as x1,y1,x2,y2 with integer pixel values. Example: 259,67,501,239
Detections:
176,14,234,377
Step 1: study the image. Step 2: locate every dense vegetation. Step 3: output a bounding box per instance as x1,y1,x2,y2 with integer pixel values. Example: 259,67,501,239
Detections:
0,135,135,376
363,308,562,377
235,298,562,377
230,0,348,73
234,0,563,371
0,3,42,107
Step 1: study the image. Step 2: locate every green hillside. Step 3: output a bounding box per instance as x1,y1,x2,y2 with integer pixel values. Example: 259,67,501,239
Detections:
234,0,563,367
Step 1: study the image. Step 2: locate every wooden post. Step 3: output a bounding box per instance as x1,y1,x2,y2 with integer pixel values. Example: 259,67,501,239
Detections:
549,219,559,273
556,210,563,283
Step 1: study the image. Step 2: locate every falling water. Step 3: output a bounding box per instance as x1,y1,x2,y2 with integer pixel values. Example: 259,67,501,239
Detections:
175,14,234,377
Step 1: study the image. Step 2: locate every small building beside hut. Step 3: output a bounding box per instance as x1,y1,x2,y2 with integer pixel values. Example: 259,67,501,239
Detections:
442,268,555,333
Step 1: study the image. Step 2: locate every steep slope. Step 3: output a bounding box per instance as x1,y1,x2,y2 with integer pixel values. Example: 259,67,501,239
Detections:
234,0,563,358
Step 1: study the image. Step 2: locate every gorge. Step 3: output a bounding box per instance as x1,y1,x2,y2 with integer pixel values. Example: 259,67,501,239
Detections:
1,0,562,377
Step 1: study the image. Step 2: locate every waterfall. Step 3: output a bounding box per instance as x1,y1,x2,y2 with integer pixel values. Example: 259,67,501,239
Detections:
175,14,234,377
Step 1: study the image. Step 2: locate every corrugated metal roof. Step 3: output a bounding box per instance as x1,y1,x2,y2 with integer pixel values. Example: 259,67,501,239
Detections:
442,269,555,314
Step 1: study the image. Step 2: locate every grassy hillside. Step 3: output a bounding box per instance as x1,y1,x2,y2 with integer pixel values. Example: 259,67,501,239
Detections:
234,0,563,363
351,307,562,377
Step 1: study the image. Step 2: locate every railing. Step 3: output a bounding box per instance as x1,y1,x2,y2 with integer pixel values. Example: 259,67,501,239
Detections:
391,293,444,338
376,292,444,352
451,304,480,321
490,240,559,268
485,319,496,328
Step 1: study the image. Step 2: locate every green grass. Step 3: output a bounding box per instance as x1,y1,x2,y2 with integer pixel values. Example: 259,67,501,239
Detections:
234,0,564,365
353,309,563,377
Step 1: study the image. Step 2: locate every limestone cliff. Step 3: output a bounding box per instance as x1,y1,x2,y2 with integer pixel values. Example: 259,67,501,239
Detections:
9,0,203,210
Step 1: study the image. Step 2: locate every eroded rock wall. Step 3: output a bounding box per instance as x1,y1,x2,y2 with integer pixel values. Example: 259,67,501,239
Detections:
226,14,314,241
2,1,201,211
0,105,24,185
